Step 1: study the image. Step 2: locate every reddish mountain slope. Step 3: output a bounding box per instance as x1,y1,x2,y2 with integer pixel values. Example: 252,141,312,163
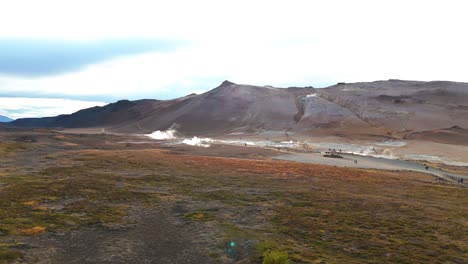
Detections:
9,80,468,140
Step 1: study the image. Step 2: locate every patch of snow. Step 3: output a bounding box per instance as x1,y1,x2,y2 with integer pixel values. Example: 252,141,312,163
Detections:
306,93,317,98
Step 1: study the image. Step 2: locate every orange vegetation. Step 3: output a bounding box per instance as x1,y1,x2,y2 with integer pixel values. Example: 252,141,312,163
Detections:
20,226,46,235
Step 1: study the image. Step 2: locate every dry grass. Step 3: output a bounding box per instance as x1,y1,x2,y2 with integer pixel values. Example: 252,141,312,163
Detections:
0,142,30,157
71,149,467,263
0,132,466,263
20,226,46,235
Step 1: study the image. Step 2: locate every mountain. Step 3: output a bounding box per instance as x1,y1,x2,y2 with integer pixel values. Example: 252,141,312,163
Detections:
0,115,13,122
404,126,468,145
12,99,159,128
10,80,468,140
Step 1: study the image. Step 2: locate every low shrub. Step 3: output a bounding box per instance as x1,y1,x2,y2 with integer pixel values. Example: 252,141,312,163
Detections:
263,250,290,264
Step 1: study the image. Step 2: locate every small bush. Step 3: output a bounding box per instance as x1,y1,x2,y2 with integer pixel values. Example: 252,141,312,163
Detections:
21,201,38,206
263,250,290,264
20,226,46,235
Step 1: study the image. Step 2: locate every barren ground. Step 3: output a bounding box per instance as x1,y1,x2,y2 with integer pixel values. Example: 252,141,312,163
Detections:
0,129,466,263
273,152,467,184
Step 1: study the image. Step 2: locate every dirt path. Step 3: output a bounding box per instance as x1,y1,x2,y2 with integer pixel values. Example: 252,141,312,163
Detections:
273,152,467,185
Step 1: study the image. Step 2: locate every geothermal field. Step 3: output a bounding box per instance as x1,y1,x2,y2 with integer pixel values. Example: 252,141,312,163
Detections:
1,80,468,264
0,124,466,263
3,1,468,263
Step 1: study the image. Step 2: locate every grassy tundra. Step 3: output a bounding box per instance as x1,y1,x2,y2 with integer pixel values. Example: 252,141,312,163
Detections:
0,129,466,263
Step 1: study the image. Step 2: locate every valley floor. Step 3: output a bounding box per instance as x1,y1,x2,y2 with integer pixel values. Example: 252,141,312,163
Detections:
0,129,467,263
273,152,467,184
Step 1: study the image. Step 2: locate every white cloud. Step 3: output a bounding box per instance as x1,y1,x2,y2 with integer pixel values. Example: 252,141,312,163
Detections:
0,97,106,119
0,0,467,103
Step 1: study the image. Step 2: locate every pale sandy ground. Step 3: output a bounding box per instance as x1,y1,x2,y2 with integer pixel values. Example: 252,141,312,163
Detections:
60,128,468,178
60,128,468,163
301,136,468,165
398,141,468,164
272,152,467,185
228,133,468,165
60,127,114,134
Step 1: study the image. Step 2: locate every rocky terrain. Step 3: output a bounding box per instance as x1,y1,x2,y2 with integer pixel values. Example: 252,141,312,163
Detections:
8,80,468,145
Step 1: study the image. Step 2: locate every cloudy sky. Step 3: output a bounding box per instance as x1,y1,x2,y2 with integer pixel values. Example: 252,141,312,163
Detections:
0,0,467,119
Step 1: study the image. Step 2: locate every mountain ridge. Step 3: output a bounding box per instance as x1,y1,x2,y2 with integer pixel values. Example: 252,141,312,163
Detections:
0,115,13,122
7,79,468,140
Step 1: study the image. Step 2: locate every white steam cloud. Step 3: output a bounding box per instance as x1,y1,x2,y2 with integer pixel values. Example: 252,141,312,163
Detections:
145,128,215,148
146,129,177,140
182,136,214,148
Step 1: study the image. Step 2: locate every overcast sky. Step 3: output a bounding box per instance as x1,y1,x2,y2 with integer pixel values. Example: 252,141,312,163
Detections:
0,0,467,118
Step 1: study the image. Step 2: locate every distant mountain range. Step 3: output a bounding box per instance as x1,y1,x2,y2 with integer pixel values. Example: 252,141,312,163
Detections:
0,115,13,122
8,80,468,143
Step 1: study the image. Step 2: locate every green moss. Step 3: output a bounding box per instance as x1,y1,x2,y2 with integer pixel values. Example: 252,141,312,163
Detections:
262,250,290,264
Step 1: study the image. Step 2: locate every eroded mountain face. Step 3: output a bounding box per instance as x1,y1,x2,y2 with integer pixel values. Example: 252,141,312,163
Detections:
318,80,468,132
9,80,468,140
